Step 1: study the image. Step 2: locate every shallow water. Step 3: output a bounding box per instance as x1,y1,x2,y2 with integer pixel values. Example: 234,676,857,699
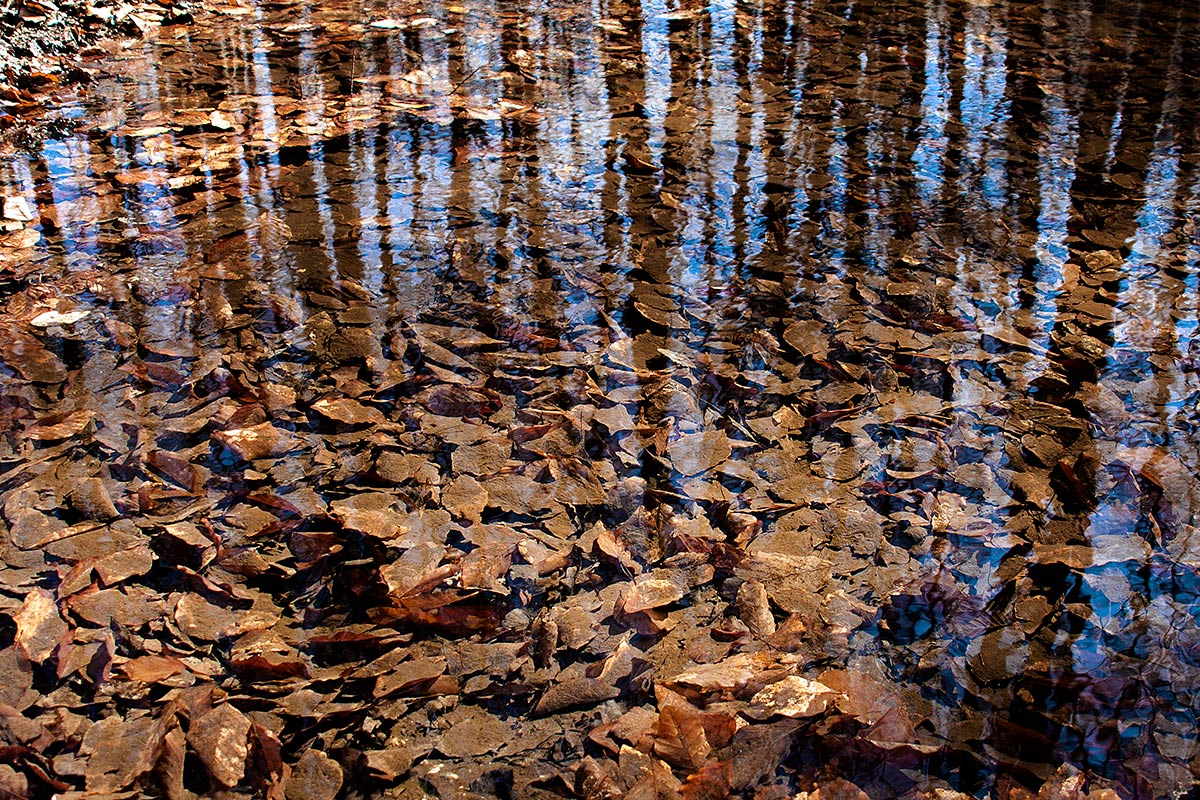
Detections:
1,0,1199,797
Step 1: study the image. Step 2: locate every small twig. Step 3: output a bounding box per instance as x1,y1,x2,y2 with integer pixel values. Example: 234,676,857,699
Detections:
450,63,485,94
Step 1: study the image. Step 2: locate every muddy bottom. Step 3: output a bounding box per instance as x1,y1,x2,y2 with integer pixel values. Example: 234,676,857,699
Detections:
0,0,1199,798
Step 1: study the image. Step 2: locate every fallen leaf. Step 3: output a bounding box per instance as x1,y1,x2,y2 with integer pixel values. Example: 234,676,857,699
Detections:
364,747,414,780
680,759,732,800
735,579,776,637
2,195,34,222
438,709,512,758
187,702,251,788
210,109,235,129
29,308,91,327
13,588,67,663
622,573,686,613
748,676,839,719
654,705,711,772
285,749,342,800
83,715,165,793
667,431,732,476
311,396,385,425
535,677,621,715
213,422,298,461
145,450,201,493
120,654,188,683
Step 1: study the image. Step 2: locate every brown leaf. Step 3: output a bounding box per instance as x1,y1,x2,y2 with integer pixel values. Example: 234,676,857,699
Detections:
364,747,413,780
66,586,163,628
442,474,487,523
748,676,839,719
666,431,732,476
679,760,732,800
595,525,642,574
285,749,342,800
188,702,251,788
818,669,897,726
311,396,385,425
625,754,683,800
83,714,166,792
782,319,830,360
25,408,94,440
213,422,298,461
330,492,409,540
460,541,514,592
665,652,779,695
0,321,66,383
622,573,687,613
535,676,621,715
723,719,802,790
862,704,917,748
145,450,201,493
419,385,502,417
120,654,188,683
653,705,711,772
735,579,776,637
590,706,660,754
174,592,240,641
94,543,156,585
380,542,450,596
13,588,67,663
438,709,513,758
70,478,120,521
158,724,188,800
0,764,28,800
374,656,447,698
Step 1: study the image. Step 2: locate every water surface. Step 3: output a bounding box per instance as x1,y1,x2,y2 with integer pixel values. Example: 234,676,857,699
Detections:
1,0,1199,797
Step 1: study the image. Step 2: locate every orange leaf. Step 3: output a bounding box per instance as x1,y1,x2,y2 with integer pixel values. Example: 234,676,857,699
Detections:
653,705,710,772
680,759,732,800
121,654,188,683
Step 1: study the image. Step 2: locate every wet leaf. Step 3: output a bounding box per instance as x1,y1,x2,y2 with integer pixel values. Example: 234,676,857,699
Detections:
187,702,251,788
535,677,621,715
679,760,732,800
284,749,342,800
13,588,67,663
83,715,165,793
145,450,201,493
2,195,34,222
735,579,776,637
213,422,298,461
438,708,513,758
120,654,188,683
653,705,710,772
311,396,385,425
666,431,732,476
0,321,66,383
748,676,839,719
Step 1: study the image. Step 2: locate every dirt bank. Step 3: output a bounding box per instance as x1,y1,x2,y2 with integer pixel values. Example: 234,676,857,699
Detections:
0,0,190,149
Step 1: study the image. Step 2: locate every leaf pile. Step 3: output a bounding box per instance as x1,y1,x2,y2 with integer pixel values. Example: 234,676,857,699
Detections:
1,0,1199,798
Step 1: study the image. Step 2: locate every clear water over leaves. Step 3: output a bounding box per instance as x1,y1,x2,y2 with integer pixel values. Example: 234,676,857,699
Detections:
1,0,1199,797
